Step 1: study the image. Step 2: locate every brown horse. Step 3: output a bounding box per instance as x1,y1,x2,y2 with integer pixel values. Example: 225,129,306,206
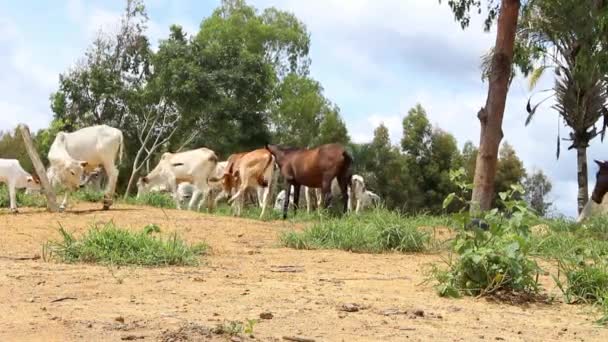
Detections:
266,143,352,219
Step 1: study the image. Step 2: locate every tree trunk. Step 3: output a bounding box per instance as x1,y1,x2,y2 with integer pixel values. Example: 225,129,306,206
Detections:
17,124,59,212
576,146,589,214
470,0,520,213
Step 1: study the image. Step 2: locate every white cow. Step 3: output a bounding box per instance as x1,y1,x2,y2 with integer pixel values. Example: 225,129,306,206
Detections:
306,174,367,213
274,185,306,211
0,159,41,212
138,147,218,210
47,125,124,210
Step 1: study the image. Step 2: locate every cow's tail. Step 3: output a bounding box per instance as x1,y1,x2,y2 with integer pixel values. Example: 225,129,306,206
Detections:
257,154,275,188
117,131,124,165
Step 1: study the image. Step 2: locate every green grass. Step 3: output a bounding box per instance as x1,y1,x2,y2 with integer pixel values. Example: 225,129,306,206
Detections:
281,208,440,253
556,256,608,324
0,185,46,209
530,217,608,259
124,192,176,209
44,222,207,266
72,188,105,203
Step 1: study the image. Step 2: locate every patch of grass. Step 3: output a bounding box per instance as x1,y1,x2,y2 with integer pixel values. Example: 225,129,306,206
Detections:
44,222,207,266
556,255,608,324
530,217,608,259
0,185,47,209
281,208,433,253
211,203,320,222
125,192,175,209
72,188,105,203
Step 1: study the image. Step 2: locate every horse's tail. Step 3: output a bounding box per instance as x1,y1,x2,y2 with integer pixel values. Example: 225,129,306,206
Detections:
341,150,353,187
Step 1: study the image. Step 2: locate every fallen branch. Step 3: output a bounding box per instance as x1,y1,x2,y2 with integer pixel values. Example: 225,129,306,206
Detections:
282,336,316,342
270,265,304,273
319,276,410,282
0,255,40,261
51,297,77,303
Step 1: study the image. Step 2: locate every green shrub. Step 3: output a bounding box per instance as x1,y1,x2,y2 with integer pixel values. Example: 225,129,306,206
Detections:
0,185,46,209
432,169,541,298
44,222,207,266
281,208,433,253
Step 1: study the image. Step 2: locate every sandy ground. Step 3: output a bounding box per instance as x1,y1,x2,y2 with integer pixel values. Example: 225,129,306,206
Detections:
0,203,606,342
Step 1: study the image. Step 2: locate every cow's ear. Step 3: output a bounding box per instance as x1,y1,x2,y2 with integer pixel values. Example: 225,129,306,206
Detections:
79,161,88,168
27,177,33,183
142,177,149,184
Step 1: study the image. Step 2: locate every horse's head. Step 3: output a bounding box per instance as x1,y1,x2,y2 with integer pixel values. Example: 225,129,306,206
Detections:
591,159,608,203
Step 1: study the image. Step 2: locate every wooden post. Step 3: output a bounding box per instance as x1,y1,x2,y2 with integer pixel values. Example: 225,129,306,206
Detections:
17,124,59,212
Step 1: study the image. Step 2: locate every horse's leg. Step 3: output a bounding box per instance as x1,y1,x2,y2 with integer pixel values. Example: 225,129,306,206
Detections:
321,177,333,209
282,182,292,220
337,175,349,214
293,184,301,215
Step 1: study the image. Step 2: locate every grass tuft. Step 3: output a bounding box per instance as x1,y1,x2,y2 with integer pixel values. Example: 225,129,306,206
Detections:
0,185,47,209
281,208,436,253
44,222,206,266
125,192,175,209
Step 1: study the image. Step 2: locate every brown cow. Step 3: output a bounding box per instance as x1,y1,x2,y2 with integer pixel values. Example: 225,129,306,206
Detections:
266,143,352,220
214,149,276,218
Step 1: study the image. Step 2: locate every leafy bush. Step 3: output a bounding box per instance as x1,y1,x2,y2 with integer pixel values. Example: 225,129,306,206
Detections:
432,169,541,298
281,208,434,253
0,185,46,209
44,222,207,266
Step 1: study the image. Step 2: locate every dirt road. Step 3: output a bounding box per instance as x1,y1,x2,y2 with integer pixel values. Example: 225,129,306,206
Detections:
0,204,605,341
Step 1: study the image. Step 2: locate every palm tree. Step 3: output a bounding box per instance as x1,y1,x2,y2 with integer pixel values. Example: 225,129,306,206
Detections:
521,0,608,214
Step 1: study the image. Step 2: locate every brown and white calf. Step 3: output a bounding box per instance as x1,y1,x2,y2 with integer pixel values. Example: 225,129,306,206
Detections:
218,149,276,219
138,147,218,210
0,159,41,212
47,125,124,210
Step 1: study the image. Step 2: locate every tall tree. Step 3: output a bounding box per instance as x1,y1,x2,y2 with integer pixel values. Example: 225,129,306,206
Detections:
442,0,522,212
401,103,432,158
494,142,526,206
316,106,350,146
269,74,326,147
521,0,608,213
523,169,553,216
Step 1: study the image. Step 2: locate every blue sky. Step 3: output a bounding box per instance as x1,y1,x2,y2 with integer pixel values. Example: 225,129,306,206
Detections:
0,0,604,217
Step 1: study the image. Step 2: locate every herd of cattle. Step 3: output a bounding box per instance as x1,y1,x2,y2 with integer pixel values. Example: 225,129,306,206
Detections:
1,125,381,218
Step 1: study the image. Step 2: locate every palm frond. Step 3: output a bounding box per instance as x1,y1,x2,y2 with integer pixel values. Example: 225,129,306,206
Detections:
529,65,548,90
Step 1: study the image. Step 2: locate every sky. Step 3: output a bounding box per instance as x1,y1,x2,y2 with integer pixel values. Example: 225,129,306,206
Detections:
0,0,604,218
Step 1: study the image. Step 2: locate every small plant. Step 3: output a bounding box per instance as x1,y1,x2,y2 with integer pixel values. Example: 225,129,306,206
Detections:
281,208,433,253
143,224,161,235
215,320,243,336
244,318,257,335
432,168,541,298
44,222,207,266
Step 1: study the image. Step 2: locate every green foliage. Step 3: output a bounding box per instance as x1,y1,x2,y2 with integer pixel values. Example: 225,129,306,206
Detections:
315,106,350,146
44,223,206,266
0,129,34,173
0,185,46,209
494,142,527,207
434,171,541,298
281,208,439,253
439,0,501,31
